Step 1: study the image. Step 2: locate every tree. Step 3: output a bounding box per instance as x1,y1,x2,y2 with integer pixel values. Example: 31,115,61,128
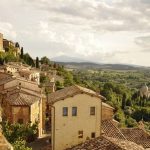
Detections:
13,139,32,150
23,53,35,67
114,109,125,126
5,51,17,62
53,63,57,68
40,56,50,65
20,47,24,59
15,42,20,48
0,52,5,64
125,117,137,128
122,93,126,110
36,57,39,68
2,121,38,144
64,72,74,86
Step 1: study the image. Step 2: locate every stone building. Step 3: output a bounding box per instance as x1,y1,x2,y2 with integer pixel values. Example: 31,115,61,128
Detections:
47,85,105,150
1,88,44,137
102,102,114,120
0,72,14,91
0,33,4,52
1,88,40,124
3,39,15,52
0,72,45,137
3,62,31,74
3,39,20,56
19,70,40,85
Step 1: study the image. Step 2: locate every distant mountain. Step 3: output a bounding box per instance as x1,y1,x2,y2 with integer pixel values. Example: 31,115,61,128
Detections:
51,55,150,71
51,55,88,63
56,62,150,71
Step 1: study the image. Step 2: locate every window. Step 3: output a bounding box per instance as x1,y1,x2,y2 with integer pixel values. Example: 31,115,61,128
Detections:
90,107,95,115
72,107,77,116
18,118,23,124
63,107,68,116
78,130,83,138
91,132,96,138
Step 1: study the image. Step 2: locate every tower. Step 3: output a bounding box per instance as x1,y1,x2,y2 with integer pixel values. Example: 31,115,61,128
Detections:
0,33,3,52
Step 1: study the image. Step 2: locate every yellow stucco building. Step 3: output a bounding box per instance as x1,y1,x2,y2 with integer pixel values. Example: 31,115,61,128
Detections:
48,85,105,150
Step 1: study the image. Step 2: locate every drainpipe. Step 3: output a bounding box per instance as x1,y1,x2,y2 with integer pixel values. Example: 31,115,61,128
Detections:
50,105,55,150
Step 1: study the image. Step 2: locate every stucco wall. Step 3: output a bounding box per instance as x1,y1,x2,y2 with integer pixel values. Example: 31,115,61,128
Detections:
51,93,101,150
12,106,30,124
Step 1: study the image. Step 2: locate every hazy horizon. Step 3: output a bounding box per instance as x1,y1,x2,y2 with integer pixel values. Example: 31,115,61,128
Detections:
0,0,150,66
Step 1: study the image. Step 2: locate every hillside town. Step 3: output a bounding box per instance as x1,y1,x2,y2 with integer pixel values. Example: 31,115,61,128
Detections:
0,32,150,150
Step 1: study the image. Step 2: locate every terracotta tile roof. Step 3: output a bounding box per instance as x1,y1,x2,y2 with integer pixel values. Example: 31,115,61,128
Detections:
106,136,144,150
66,136,144,150
19,70,32,76
48,85,105,104
102,102,114,110
0,72,14,85
121,128,150,148
6,91,40,106
1,85,41,97
19,70,39,76
66,136,122,150
102,119,126,140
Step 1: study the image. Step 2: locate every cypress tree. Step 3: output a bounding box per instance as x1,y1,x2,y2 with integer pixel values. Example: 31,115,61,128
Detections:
20,47,24,59
36,57,39,68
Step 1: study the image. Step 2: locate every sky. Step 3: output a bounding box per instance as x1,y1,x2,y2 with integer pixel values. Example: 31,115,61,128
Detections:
0,0,150,66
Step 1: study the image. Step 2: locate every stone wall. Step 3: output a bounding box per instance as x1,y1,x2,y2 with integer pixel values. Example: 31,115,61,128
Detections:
102,104,114,120
0,33,3,51
12,106,30,124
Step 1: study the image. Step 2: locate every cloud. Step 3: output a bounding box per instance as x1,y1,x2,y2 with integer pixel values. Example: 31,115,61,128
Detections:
135,36,150,48
22,0,150,32
0,0,150,66
0,22,17,39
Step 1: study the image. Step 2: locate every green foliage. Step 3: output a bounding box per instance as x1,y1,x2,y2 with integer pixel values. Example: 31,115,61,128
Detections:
13,139,32,150
41,56,50,65
0,52,5,64
40,74,49,84
125,117,137,128
114,109,125,126
5,51,18,63
64,71,74,86
20,47,24,59
124,106,133,116
122,93,126,110
36,57,39,68
1,121,38,144
23,53,35,67
55,81,64,90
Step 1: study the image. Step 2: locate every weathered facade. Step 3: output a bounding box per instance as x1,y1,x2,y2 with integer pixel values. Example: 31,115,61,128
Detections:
0,72,44,137
102,102,114,120
1,89,40,124
0,33,4,52
19,70,40,85
48,85,105,150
